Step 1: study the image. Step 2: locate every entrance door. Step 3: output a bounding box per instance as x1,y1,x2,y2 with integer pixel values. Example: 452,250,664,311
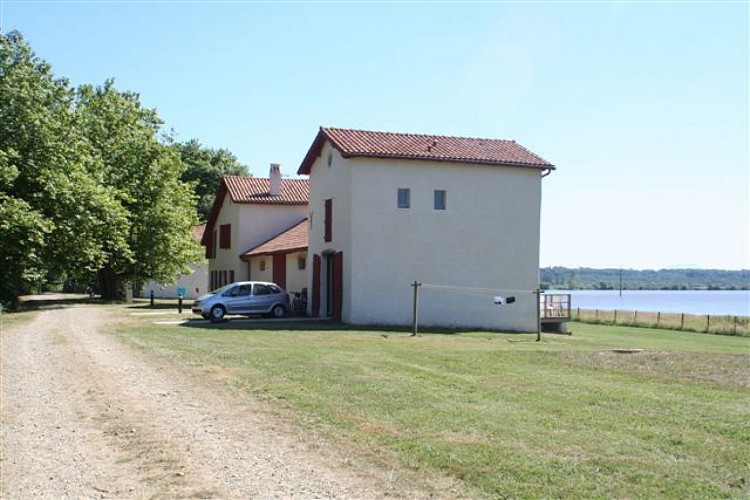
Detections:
312,255,321,317
326,251,343,322
272,254,286,289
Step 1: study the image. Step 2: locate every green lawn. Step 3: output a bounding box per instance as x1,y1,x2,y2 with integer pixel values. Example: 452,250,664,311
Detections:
118,313,749,498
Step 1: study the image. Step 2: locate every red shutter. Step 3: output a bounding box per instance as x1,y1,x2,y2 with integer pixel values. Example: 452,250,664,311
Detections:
324,199,332,243
219,224,231,249
312,254,321,317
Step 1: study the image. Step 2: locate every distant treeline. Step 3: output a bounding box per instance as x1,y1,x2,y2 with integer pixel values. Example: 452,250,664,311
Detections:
540,267,750,291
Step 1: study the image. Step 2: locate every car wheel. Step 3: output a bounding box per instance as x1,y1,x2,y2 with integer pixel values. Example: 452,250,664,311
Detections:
210,305,226,323
271,304,286,318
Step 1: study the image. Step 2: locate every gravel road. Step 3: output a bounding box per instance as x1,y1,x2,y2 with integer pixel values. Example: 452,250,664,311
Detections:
0,303,437,499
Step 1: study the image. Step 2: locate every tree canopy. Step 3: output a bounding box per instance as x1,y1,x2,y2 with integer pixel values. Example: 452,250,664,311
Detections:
0,31,204,304
177,139,249,221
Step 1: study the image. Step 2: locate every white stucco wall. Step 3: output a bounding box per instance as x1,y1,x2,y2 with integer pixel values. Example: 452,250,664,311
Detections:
141,261,208,299
307,142,544,331
285,251,308,296
306,144,354,320
247,256,273,282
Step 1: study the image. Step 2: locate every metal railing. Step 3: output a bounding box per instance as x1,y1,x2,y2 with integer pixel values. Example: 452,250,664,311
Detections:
540,293,572,320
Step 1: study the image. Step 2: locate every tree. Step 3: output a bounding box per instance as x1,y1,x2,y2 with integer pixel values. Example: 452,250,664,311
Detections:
177,139,249,221
0,31,125,306
75,81,201,300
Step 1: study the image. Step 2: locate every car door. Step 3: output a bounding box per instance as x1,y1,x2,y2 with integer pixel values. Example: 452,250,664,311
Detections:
232,284,253,313
250,283,274,313
223,284,252,314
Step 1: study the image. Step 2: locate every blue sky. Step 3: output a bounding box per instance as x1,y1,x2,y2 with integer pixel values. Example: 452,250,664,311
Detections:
2,1,748,270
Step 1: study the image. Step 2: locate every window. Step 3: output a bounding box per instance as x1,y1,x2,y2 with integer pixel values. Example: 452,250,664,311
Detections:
259,260,266,272
298,256,306,270
434,190,446,210
219,224,231,249
324,198,333,242
397,188,410,209
253,284,272,296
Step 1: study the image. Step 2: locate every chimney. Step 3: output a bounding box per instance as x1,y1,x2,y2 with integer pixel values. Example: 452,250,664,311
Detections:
269,163,281,196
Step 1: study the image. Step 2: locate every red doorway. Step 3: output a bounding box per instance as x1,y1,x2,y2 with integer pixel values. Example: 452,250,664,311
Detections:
272,254,286,289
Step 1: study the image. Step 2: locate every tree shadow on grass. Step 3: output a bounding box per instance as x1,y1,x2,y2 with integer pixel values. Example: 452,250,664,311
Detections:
16,294,103,311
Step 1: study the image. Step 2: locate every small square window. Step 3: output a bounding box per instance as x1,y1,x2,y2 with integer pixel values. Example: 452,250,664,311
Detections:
434,190,446,210
397,188,410,209
298,256,306,270
259,260,266,272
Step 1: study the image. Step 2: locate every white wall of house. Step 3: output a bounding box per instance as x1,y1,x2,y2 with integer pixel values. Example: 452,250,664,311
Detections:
247,256,273,282
285,251,308,296
141,261,208,299
306,143,354,320
247,250,306,295
209,195,307,284
307,142,543,331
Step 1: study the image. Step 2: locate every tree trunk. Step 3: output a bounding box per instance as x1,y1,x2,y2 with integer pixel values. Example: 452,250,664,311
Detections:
98,267,125,301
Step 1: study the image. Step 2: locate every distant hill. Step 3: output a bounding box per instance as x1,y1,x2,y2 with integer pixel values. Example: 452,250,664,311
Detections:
540,267,750,291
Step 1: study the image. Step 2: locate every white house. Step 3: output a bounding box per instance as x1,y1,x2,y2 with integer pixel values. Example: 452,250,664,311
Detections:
202,165,309,293
141,224,208,299
297,127,555,331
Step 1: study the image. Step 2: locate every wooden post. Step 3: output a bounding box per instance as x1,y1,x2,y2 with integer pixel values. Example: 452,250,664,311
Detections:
614,310,618,325
411,281,421,337
534,289,541,342
657,311,661,327
634,310,638,325
734,316,738,335
680,313,685,331
706,315,710,333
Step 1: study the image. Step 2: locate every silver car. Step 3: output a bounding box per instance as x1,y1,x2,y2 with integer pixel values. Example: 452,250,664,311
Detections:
192,281,289,322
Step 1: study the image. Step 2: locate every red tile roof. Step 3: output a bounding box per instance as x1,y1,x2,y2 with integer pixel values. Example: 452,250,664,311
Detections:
223,175,309,205
191,224,205,241
298,127,555,174
241,219,308,259
202,176,309,247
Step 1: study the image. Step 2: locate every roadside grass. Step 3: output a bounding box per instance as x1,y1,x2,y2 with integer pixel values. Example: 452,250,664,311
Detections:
116,313,749,498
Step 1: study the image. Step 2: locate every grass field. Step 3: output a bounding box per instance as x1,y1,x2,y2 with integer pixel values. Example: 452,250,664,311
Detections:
574,308,750,336
112,310,749,497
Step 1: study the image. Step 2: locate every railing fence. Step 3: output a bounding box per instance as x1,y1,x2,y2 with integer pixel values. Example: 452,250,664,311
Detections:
573,308,748,336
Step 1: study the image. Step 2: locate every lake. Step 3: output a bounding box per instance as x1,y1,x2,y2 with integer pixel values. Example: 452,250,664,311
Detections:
546,290,750,317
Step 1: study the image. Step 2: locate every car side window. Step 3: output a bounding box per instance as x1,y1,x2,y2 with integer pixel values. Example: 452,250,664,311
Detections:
268,285,281,294
253,284,271,296
223,286,238,297
237,285,252,296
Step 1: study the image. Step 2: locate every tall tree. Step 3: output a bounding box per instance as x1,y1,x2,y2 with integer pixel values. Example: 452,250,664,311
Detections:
0,31,125,306
177,139,249,221
75,81,201,299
